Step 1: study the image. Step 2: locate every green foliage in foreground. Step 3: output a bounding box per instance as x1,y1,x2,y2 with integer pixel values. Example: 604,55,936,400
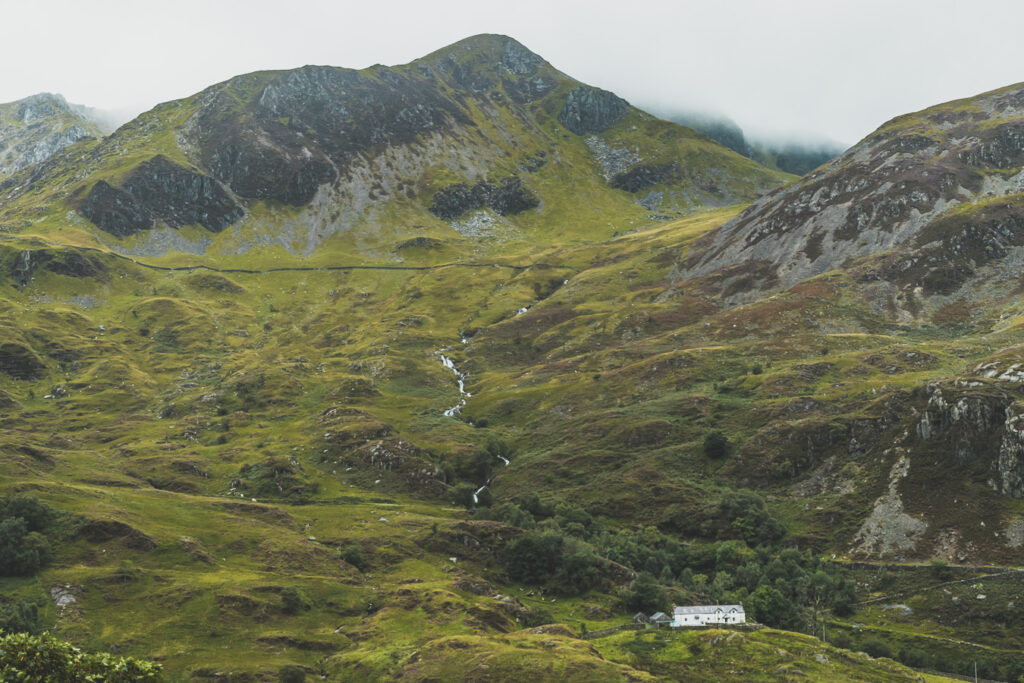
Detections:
0,631,161,681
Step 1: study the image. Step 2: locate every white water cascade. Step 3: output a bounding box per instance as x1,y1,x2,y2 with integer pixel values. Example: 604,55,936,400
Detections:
437,343,510,504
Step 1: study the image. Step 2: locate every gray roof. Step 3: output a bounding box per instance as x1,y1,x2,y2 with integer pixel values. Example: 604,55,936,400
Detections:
673,605,744,615
650,611,671,620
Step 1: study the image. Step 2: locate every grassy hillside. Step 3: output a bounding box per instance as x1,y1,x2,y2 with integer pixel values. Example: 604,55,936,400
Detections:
0,201,1020,679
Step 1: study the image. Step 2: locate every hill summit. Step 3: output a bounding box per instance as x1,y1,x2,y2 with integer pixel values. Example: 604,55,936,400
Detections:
0,34,790,259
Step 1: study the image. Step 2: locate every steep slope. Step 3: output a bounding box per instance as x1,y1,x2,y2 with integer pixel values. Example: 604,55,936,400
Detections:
0,93,103,180
664,109,843,176
0,35,791,261
683,82,1024,317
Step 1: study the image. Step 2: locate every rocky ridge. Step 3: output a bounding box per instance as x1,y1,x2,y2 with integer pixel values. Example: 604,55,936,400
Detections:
0,35,790,256
682,82,1024,316
0,93,104,179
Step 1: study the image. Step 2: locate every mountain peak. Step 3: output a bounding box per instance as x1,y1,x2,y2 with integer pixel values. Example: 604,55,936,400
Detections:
418,33,549,77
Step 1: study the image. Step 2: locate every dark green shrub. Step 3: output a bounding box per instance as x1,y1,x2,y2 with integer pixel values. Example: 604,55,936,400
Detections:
0,631,160,680
281,587,310,615
279,664,306,682
703,431,729,459
0,519,50,577
0,600,41,635
860,637,892,659
340,543,367,572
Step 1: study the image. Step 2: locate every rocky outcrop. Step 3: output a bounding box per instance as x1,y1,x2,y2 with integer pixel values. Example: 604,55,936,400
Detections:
610,163,682,193
558,85,629,135
80,155,243,236
852,452,928,559
0,93,102,178
916,380,1024,497
429,177,539,221
188,64,471,205
79,181,153,236
682,82,1024,305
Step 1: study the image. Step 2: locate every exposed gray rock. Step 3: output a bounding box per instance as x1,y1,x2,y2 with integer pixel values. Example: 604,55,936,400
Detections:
852,453,927,558
429,177,538,221
998,409,1024,497
559,85,629,135
584,136,640,180
681,83,1024,306
1006,518,1024,548
0,93,101,178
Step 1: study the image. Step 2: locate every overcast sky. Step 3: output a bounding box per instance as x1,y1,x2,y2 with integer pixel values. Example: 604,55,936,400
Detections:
4,0,1023,147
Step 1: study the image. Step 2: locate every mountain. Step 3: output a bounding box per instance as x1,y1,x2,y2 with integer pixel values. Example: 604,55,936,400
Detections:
684,81,1024,313
1,35,1023,681
663,109,844,176
0,34,790,261
0,93,104,180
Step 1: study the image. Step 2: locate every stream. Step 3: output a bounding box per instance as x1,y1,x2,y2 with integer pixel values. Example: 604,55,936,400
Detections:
436,346,510,503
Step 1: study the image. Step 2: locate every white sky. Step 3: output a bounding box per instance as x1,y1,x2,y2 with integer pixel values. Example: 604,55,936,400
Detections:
3,0,1023,147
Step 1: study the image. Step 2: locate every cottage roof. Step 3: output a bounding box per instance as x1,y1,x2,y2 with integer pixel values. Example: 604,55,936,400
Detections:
673,605,744,615
650,611,671,621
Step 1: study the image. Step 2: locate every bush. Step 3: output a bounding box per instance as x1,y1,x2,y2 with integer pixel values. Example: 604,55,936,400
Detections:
929,557,953,581
828,630,852,650
703,431,730,459
281,587,311,615
0,631,160,680
451,483,477,508
339,543,367,572
860,637,892,659
0,600,41,635
279,664,306,682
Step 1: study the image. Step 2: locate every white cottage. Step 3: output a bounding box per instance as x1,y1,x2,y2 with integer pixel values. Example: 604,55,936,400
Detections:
671,604,745,627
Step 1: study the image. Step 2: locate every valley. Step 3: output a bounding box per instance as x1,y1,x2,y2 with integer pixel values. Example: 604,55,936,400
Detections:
0,32,1022,682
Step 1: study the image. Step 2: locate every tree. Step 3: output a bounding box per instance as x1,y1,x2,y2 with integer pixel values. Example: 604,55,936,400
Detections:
625,572,667,613
703,431,730,459
0,518,49,577
451,483,477,509
748,584,801,630
0,600,41,635
281,587,310,615
2,494,53,532
339,543,367,572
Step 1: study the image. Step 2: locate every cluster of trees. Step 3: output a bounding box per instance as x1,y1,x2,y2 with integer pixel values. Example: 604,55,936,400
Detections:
477,491,858,633
0,631,161,681
0,494,57,577
659,490,786,546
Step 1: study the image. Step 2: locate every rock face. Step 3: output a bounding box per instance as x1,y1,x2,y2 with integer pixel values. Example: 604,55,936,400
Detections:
558,85,630,135
853,453,928,559
915,380,1024,498
80,155,243,236
429,177,539,221
188,66,470,205
682,82,1024,307
0,93,102,178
